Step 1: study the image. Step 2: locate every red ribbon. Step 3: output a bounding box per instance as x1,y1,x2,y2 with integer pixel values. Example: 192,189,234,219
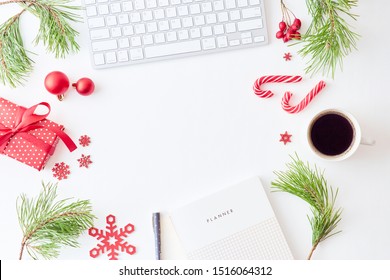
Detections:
0,102,77,155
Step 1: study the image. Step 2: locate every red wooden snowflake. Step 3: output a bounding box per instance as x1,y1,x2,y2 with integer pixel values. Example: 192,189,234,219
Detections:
79,135,91,147
283,52,292,61
280,131,292,145
78,154,92,168
89,214,136,260
52,162,70,180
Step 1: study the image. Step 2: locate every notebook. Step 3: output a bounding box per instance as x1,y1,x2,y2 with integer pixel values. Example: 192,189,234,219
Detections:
170,177,293,260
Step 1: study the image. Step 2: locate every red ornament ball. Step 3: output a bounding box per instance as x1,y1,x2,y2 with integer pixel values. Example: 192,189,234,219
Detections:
72,78,95,96
44,71,69,95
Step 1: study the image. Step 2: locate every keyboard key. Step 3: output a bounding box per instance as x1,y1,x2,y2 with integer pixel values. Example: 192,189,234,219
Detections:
86,6,97,17
190,28,201,38
177,6,189,16
225,22,236,33
134,0,145,10
242,7,261,19
122,1,133,11
225,0,236,9
158,0,169,6
237,0,248,8
242,37,253,44
88,18,105,28
254,35,265,42
201,26,212,37
218,12,228,22
202,38,216,50
90,28,110,40
105,52,117,63
166,7,177,17
190,4,201,14
217,36,228,47
229,39,240,46
118,38,130,48
213,24,224,35
146,0,158,8
249,0,260,5
143,34,154,45
142,10,153,21
182,17,194,27
237,18,263,31
154,33,165,43
201,2,212,12
158,20,169,31
131,36,142,46
92,40,118,52
97,0,108,2
98,5,109,15
106,16,117,26
135,23,146,34
145,40,201,58
170,19,182,29
147,22,158,32
94,53,105,65
117,50,129,62
123,25,134,35
130,48,144,60
214,0,224,11
110,3,122,13
206,14,217,24
182,0,193,3
154,9,164,19
171,0,181,4
111,27,122,37
178,30,189,40
230,10,240,20
130,13,141,23
85,0,96,5
166,31,178,42
118,14,129,24
194,15,205,26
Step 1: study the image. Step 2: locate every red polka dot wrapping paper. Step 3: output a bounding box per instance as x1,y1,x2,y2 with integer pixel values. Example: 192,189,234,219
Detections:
0,98,65,171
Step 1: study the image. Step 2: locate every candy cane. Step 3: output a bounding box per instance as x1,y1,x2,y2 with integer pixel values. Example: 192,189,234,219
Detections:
253,75,302,98
281,81,326,114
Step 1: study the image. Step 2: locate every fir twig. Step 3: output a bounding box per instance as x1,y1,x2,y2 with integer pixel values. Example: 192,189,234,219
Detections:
271,154,342,260
0,0,81,87
299,0,360,78
17,182,95,260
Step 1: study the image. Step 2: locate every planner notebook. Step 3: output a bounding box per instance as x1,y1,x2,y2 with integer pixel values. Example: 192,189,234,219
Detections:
170,177,293,260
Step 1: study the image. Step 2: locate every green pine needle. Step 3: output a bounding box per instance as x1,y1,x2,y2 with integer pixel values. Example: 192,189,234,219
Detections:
271,154,342,260
17,182,95,260
0,13,34,87
0,0,81,87
299,0,360,78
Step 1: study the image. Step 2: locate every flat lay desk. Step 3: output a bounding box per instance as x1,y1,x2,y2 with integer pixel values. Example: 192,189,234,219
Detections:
0,1,389,260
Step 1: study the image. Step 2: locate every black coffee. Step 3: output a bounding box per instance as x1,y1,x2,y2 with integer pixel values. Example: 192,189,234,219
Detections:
310,113,354,156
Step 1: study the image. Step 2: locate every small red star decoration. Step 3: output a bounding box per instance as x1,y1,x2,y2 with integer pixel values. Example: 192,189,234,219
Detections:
79,135,91,147
280,131,292,145
52,162,71,180
283,52,292,61
78,154,93,168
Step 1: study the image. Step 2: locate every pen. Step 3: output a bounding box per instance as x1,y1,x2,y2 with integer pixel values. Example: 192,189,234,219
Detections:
152,212,161,260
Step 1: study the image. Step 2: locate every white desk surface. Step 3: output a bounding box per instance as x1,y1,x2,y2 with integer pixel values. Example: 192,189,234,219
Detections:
0,1,389,260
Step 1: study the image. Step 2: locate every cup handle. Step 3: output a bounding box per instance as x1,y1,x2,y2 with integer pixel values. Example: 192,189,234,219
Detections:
361,137,376,146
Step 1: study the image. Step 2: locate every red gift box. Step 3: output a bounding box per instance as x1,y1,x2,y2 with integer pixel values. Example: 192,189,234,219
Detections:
0,98,77,170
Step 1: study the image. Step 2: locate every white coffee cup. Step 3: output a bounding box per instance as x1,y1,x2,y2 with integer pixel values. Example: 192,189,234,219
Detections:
307,109,375,161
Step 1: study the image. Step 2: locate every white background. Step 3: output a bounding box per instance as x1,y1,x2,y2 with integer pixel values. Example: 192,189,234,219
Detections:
0,0,389,260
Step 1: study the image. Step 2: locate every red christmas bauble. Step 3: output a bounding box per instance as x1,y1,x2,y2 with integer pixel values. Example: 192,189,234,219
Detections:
72,78,95,96
44,71,70,95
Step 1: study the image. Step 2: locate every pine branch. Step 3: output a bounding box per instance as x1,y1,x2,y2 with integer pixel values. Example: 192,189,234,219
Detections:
17,182,95,260
0,10,33,87
271,154,342,260
0,0,81,87
299,0,360,78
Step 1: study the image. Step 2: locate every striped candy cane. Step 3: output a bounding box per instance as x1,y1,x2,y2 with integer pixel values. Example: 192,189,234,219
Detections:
282,81,326,114
253,75,302,98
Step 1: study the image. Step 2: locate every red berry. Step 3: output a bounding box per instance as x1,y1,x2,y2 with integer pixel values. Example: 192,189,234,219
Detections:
291,24,299,31
283,35,289,43
279,21,287,32
276,30,284,39
293,18,301,29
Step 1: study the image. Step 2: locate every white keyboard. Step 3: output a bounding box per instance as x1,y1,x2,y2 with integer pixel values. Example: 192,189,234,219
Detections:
84,0,268,68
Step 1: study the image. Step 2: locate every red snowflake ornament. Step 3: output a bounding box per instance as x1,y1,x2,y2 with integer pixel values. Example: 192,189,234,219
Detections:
283,52,292,61
79,135,91,147
280,131,292,145
89,214,136,260
52,162,70,180
78,154,92,168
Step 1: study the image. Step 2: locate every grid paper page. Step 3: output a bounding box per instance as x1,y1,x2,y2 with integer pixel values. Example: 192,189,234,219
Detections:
188,217,293,260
